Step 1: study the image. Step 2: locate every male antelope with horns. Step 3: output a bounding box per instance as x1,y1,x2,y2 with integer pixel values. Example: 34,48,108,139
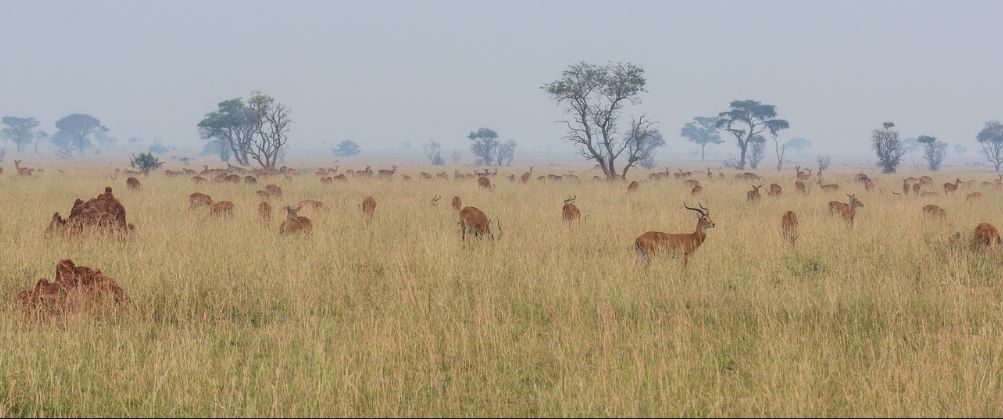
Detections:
635,203,715,267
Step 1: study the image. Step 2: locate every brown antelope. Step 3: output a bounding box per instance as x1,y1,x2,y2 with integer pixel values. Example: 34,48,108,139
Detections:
967,192,983,201
919,176,933,186
221,174,241,184
974,223,1000,250
706,168,714,179
244,176,257,184
458,206,503,241
634,203,714,267
478,176,494,190
828,194,864,225
862,178,876,192
627,181,640,193
817,178,839,192
781,211,798,246
189,193,213,209
126,177,141,190
191,176,208,184
944,178,962,194
264,184,282,198
280,206,313,235
209,201,235,217
321,176,333,184
795,180,807,195
768,183,782,197
747,185,763,203
258,201,272,223
14,160,33,177
520,167,533,183
691,184,703,196
378,165,397,178
562,195,581,222
795,166,812,182
922,204,946,219
451,196,462,211
912,183,921,195
903,179,911,195
362,196,376,218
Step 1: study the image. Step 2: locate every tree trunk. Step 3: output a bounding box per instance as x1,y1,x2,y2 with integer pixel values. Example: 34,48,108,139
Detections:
738,144,748,170
701,145,706,161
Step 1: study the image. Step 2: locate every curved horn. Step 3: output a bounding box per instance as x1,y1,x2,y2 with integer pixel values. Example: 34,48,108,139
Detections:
684,202,706,216
494,219,504,241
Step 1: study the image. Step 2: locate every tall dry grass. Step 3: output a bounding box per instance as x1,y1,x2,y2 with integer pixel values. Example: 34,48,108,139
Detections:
1,165,1002,416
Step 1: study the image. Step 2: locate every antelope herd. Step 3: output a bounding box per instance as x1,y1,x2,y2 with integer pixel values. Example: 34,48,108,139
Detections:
7,158,1003,272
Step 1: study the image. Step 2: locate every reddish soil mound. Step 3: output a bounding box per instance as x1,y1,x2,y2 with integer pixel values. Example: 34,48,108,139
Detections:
17,259,129,313
47,187,135,235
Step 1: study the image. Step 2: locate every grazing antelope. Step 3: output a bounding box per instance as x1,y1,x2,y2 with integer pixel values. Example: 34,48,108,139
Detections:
974,223,1000,250
431,195,441,206
817,178,839,192
562,195,581,222
747,184,763,203
451,196,462,211
781,211,798,246
828,194,864,226
922,204,946,219
362,196,376,218
634,203,714,267
944,178,962,194
967,192,983,201
244,176,257,184
627,181,640,193
795,180,807,195
691,184,703,196
189,193,213,209
221,174,241,183
209,201,235,217
520,167,534,183
863,178,876,192
191,176,208,184
768,183,782,197
478,176,494,190
280,205,313,236
378,165,397,179
458,206,503,241
126,177,141,190
264,184,282,198
258,201,272,223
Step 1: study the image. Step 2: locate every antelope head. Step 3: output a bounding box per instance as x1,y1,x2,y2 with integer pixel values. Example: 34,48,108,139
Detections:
848,194,863,208
285,205,303,220
564,195,576,205
685,202,715,232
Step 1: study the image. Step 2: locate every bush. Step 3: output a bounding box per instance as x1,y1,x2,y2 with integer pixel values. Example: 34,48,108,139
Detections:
130,152,163,171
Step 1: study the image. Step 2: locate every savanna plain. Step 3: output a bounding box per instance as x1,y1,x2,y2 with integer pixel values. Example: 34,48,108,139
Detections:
2,163,1003,417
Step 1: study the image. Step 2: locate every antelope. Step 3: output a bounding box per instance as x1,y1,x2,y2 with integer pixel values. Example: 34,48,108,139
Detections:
362,196,376,218
451,196,462,211
321,177,333,184
747,185,763,203
674,169,692,179
431,195,441,206
967,192,983,201
795,166,812,182
264,184,282,198
768,183,782,197
209,201,235,217
944,178,962,194
781,211,798,246
562,195,581,222
478,176,494,190
691,184,703,196
902,179,911,195
974,223,1000,250
828,194,864,225
258,201,272,223
333,174,348,182
634,203,714,267
919,176,933,186
520,167,534,183
436,171,448,180
402,175,412,181
922,204,946,219
221,174,241,184
244,176,257,184
189,192,213,209
458,206,503,241
863,178,876,192
378,165,397,178
817,178,839,192
795,180,807,195
508,174,516,182
854,174,871,184
14,160,33,177
126,177,141,191
297,199,329,212
191,176,208,184
706,168,714,179
912,183,921,195
280,206,313,235
627,181,640,193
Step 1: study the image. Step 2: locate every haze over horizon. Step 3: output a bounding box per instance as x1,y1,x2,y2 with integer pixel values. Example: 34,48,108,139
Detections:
2,0,1002,161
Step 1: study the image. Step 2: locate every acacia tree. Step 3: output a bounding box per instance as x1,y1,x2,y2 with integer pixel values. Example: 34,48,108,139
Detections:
716,100,789,170
773,137,786,171
543,61,663,179
680,116,722,161
424,139,444,165
977,121,1003,172
748,135,766,169
872,122,906,173
916,135,947,171
1,116,43,152
51,114,107,156
198,99,254,166
245,93,291,169
332,140,361,157
467,128,499,165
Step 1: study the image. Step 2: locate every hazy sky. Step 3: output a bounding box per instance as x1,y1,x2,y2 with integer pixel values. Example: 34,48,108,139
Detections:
2,0,1002,158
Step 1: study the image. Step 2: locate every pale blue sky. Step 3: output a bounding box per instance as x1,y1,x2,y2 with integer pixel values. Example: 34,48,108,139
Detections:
1,0,1001,158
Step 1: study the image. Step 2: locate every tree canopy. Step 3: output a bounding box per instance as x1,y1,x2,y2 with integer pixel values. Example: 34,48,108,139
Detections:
716,100,789,170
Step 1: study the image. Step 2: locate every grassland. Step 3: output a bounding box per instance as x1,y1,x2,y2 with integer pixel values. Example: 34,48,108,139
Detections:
2,164,1003,416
